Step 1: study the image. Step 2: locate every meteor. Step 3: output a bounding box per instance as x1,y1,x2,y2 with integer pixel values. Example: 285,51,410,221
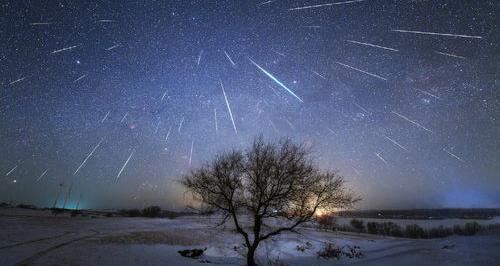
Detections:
51,45,80,54
178,117,184,133
375,153,389,165
414,88,441,100
30,22,52,25
9,77,26,85
35,169,48,182
347,40,399,52
101,110,110,123
73,74,87,82
116,151,134,180
311,70,327,80
435,51,466,59
289,0,366,11
392,29,482,39
248,57,303,102
197,50,203,66
384,135,408,151
106,44,120,51
189,140,194,166
443,148,466,163
73,138,104,176
221,82,238,134
271,49,286,57
165,126,172,143
336,62,387,81
392,111,433,133
214,108,218,134
120,112,128,123
5,165,18,176
224,50,236,66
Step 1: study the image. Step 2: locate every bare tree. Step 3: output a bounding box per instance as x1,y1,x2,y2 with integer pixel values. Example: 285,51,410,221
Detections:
182,136,359,266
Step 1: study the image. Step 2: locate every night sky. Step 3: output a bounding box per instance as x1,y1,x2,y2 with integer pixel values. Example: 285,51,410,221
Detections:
0,0,498,210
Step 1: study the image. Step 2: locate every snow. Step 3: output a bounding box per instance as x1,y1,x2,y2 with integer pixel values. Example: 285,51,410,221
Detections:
0,208,498,266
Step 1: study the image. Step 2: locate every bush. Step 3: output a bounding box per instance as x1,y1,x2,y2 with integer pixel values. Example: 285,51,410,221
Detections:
178,248,205,258
142,206,162,218
317,215,336,231
428,226,452,238
350,219,365,233
366,222,378,234
463,222,480,235
317,243,363,260
405,224,427,238
122,209,142,217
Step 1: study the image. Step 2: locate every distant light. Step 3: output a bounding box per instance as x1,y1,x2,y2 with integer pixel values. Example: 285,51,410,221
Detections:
12,180,17,183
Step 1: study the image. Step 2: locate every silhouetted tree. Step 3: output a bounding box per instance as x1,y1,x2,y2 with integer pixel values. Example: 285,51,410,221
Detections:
182,136,359,266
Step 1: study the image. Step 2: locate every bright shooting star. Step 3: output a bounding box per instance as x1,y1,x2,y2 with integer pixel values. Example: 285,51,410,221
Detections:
51,45,80,54
188,140,194,166
311,70,327,80
336,61,387,81
9,77,26,85
392,111,433,133
414,88,441,100
392,29,482,39
221,82,238,134
35,169,48,182
346,40,399,52
375,153,389,165
5,165,18,176
224,50,236,66
98,19,116,23
106,44,120,51
384,135,408,151
435,51,466,60
73,74,87,82
116,151,134,180
165,126,172,143
30,22,52,25
289,0,366,11
178,117,184,133
443,148,466,163
197,50,203,66
101,110,111,123
214,108,218,134
120,112,128,123
73,138,104,176
257,0,276,5
248,57,304,102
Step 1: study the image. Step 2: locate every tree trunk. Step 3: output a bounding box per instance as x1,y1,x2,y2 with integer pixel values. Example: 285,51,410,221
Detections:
246,247,257,266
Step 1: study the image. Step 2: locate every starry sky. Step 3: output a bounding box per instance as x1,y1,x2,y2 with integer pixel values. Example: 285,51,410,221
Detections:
0,0,498,210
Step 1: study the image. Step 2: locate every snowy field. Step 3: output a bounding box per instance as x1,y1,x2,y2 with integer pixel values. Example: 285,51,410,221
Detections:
0,208,499,266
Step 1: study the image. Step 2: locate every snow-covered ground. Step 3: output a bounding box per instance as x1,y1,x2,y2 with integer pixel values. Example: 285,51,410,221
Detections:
0,208,498,266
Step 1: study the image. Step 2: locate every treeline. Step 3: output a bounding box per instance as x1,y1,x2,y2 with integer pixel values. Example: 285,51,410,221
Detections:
120,206,195,218
336,208,500,220
317,217,500,238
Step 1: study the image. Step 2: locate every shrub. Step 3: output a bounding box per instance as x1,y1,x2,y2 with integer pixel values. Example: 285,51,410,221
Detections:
317,215,336,231
405,224,427,238
366,222,378,234
350,219,365,233
178,248,205,258
296,241,313,252
122,209,142,217
142,206,162,218
428,226,452,238
317,243,343,259
463,222,480,235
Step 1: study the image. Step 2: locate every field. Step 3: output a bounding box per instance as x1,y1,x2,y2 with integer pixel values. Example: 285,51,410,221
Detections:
1,208,499,266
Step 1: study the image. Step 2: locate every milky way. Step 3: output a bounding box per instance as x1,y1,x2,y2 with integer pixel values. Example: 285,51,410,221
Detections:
0,1,498,210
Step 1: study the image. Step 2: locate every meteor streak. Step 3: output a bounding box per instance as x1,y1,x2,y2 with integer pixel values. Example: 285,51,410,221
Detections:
311,70,327,80
101,110,110,123
384,135,408,151
375,153,389,165
74,74,87,82
165,126,172,143
224,50,236,66
443,148,466,163
36,169,48,182
178,117,184,133
197,50,203,66
5,165,18,176
248,57,303,102
106,44,120,51
414,88,441,100
392,111,433,133
214,108,218,134
73,138,104,176
435,51,466,59
347,40,399,52
120,112,128,123
30,22,52,25
189,140,194,166
51,45,80,54
117,151,134,179
9,77,26,85
221,82,238,134
392,29,482,39
336,62,387,81
289,0,366,11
